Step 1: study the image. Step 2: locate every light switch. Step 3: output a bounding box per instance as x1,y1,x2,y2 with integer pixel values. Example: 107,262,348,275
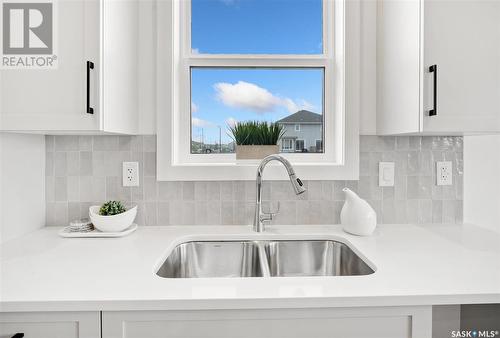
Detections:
379,162,395,187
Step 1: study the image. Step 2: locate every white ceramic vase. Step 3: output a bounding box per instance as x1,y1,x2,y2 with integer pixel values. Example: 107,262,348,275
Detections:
340,188,377,236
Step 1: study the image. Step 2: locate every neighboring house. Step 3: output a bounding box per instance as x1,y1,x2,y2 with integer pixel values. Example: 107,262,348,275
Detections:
276,110,323,153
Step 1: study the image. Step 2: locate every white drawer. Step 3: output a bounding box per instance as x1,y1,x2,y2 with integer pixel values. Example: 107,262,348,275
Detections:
0,312,100,338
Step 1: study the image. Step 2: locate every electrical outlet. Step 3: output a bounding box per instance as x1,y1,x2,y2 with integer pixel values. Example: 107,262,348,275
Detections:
122,162,139,187
436,161,452,186
379,162,395,187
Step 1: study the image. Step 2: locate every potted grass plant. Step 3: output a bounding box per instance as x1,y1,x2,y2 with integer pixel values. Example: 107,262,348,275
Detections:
228,121,285,160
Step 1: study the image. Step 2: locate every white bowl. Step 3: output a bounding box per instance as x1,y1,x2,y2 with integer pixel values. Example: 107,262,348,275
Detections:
89,205,137,232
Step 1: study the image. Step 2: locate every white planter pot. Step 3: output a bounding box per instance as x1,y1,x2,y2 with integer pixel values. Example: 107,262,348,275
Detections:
89,205,137,232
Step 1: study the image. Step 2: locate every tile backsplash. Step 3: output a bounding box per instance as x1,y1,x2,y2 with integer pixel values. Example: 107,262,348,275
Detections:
45,135,463,226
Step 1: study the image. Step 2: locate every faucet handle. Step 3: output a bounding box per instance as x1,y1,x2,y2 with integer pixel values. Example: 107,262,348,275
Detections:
261,202,280,222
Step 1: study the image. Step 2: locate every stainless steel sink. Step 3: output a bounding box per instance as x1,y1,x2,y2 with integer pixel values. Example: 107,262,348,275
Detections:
156,241,264,278
156,239,374,278
264,240,374,277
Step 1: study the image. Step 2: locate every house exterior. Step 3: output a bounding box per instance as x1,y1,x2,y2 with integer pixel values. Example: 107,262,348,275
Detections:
276,110,323,153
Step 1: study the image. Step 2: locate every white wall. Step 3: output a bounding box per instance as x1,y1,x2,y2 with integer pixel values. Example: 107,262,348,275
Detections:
0,133,46,243
464,135,500,233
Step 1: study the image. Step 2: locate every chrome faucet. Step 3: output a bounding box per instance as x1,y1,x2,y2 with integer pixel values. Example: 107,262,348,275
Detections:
253,154,306,232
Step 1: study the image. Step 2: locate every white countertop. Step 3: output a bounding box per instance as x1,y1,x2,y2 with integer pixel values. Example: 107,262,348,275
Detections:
1,223,499,312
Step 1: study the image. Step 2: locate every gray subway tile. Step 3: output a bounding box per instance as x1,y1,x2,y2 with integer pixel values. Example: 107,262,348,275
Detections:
194,182,207,201
45,135,463,227
144,176,158,201
93,135,119,151
45,152,54,176
182,182,195,200
145,202,158,226
158,202,170,225
79,152,93,176
54,152,67,176
118,136,132,151
79,136,93,151
221,201,234,225
68,202,80,222
206,201,222,225
67,176,80,202
432,200,443,223
130,136,143,152
158,181,182,201
143,152,156,177
45,135,55,152
55,136,78,151
66,152,80,176
396,136,409,150
54,202,68,226
45,176,55,202
143,135,156,152
54,177,67,201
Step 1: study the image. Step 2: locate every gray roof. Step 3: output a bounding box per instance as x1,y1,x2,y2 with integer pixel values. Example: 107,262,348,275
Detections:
276,110,322,124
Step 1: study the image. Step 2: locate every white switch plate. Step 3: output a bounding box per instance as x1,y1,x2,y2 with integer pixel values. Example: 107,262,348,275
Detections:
436,161,452,186
379,162,395,187
123,162,139,187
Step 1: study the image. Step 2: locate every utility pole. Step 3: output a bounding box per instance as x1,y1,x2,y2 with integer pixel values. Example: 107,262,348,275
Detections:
201,128,204,151
219,126,222,153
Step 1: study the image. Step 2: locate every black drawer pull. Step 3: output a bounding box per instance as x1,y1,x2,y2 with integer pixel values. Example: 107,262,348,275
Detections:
429,64,437,116
12,333,24,338
86,61,94,114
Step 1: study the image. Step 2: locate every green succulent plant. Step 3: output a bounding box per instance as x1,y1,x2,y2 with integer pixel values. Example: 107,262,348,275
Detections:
228,121,285,146
99,201,127,216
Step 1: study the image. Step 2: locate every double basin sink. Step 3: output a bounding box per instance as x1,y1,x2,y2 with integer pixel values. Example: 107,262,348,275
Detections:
156,239,374,278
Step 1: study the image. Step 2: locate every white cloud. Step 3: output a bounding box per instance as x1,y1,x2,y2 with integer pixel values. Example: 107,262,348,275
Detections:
191,102,199,114
191,48,200,55
214,81,316,114
225,117,238,128
192,117,215,128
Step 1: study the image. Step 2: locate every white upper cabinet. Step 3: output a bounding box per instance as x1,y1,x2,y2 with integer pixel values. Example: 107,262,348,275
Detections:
377,0,500,135
0,0,138,134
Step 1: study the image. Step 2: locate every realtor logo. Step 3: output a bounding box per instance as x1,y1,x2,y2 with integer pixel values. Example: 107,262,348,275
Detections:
2,1,57,68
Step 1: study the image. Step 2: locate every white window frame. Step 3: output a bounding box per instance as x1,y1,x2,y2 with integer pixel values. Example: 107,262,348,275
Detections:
295,124,301,132
157,0,360,181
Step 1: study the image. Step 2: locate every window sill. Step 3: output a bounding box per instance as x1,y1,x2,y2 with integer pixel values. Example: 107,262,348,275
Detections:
156,160,359,181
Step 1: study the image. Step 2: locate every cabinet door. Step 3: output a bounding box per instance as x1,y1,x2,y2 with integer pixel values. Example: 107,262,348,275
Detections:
103,307,432,338
423,0,500,133
0,311,100,338
0,0,100,132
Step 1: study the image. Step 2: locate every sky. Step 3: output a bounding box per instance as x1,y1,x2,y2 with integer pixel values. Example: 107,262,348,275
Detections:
190,0,324,145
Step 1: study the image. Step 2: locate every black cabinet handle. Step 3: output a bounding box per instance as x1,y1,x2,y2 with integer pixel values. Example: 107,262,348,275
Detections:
11,333,24,338
86,61,94,114
429,64,437,116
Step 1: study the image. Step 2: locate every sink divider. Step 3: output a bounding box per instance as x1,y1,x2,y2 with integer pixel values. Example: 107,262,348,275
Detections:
256,242,271,277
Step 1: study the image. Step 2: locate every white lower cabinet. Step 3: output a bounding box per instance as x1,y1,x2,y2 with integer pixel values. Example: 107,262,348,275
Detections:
102,306,432,338
0,311,100,338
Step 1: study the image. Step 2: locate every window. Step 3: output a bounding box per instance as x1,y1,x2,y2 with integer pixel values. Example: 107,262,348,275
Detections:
190,68,324,154
157,0,360,180
316,140,323,152
295,139,305,152
282,138,294,152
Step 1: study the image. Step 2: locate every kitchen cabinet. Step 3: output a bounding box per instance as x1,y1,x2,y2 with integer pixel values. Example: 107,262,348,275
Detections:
377,0,500,135
102,307,432,338
0,0,138,134
0,311,100,338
